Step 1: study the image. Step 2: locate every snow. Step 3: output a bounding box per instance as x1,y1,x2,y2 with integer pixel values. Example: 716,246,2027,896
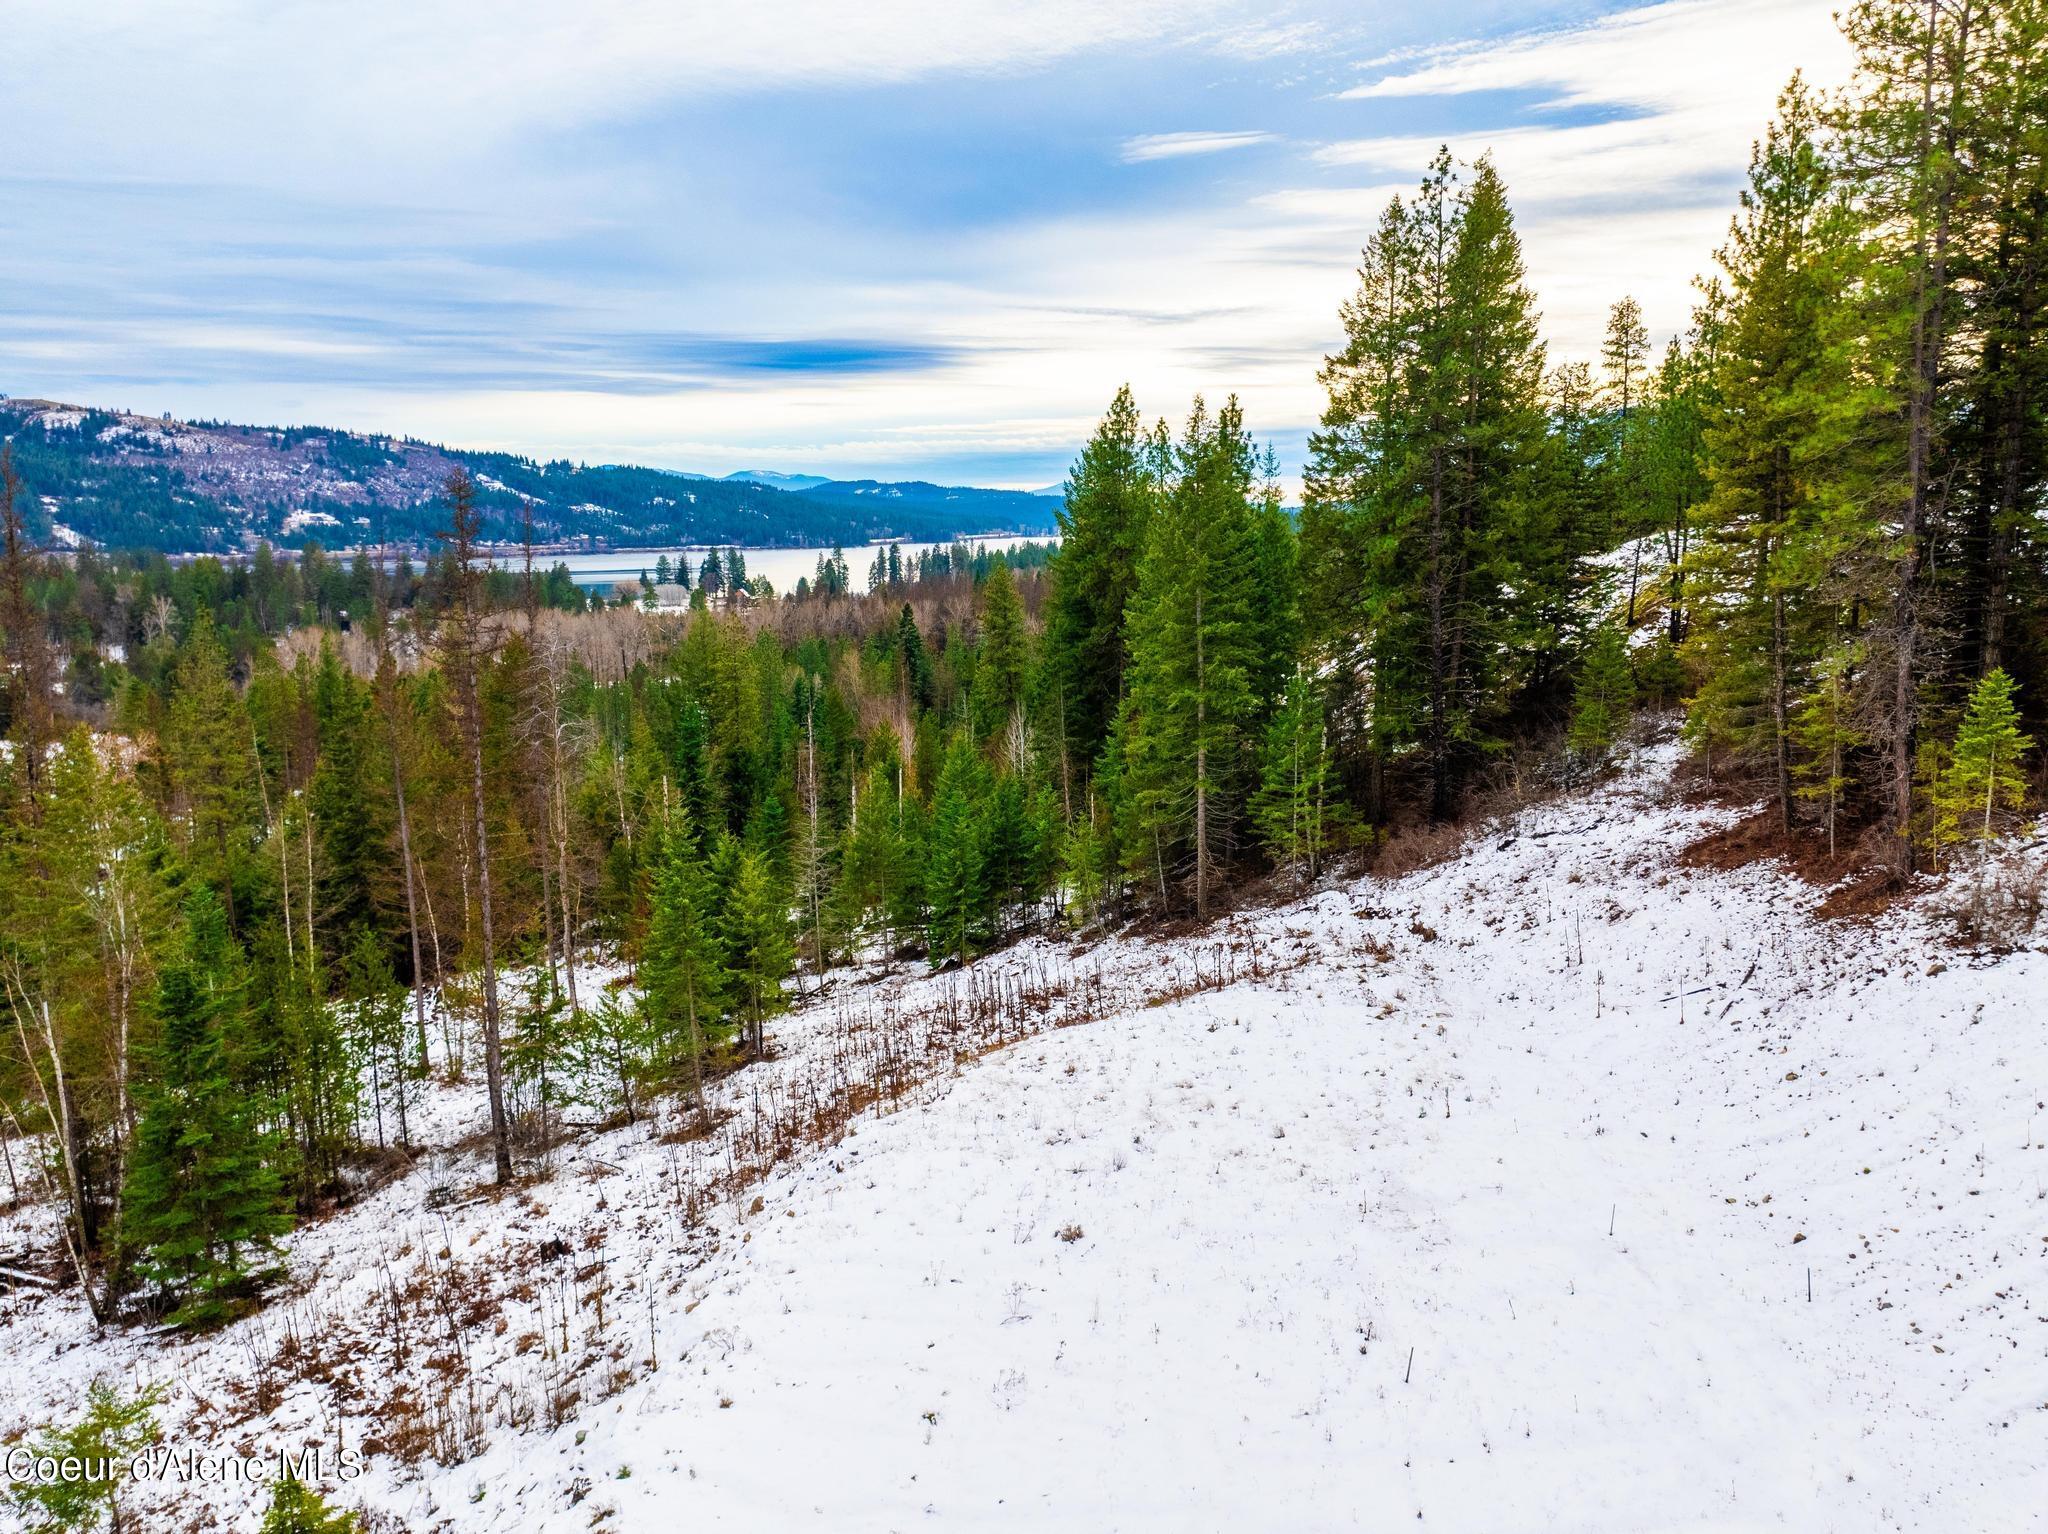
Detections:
2,743,2044,1531
281,508,342,535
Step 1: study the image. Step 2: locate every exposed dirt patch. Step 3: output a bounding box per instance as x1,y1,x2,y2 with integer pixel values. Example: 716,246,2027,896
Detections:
1679,810,1904,921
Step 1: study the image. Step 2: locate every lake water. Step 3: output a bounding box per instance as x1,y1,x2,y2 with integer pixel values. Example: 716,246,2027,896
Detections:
492,535,1057,594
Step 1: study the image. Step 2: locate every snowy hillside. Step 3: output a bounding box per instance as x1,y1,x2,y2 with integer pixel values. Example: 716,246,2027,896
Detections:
3,743,2043,1531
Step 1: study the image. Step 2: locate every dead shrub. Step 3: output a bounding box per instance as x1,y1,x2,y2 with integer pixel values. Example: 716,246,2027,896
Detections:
1937,847,2046,949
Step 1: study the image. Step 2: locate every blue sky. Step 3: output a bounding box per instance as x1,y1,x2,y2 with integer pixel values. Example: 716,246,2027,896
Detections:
0,0,1848,490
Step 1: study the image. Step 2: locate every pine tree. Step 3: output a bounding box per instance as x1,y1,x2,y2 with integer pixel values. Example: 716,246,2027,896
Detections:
433,469,514,1184
1120,397,1262,915
1934,667,2034,849
311,643,388,957
1247,447,1303,722
122,889,291,1326
640,809,728,1106
982,770,1033,937
1683,77,1872,830
1305,151,1547,822
926,733,991,963
1302,194,1414,762
1043,386,1157,772
1059,792,1110,927
834,761,903,951
507,976,572,1151
1603,294,1654,603
719,846,792,1057
973,558,1031,741
1507,361,1602,714
894,605,936,714
342,930,412,1150
1252,666,1344,887
1790,638,1866,856
162,610,259,931
260,1477,361,1534
7,1381,163,1534
1838,0,1990,863
569,995,655,1127
1567,625,1635,770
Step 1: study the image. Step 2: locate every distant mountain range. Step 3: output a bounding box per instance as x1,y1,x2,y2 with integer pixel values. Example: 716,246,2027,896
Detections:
0,396,1064,554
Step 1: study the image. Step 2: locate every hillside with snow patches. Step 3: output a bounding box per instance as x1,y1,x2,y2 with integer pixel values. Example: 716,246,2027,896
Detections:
3,743,2044,1532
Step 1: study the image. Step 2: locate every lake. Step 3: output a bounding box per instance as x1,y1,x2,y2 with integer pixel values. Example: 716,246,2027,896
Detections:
490,536,1057,594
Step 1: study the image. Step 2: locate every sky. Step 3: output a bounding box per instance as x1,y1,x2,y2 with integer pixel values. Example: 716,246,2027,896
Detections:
0,0,1852,492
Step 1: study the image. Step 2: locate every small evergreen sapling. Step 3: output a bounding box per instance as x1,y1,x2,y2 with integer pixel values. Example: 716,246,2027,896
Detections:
1253,667,1346,887
1790,640,1864,856
1567,626,1634,770
720,846,793,1057
1934,668,2035,851
121,890,291,1327
260,1476,360,1534
8,1381,163,1534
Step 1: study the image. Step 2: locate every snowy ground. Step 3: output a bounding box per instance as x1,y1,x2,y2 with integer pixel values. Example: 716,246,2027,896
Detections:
3,743,2045,1532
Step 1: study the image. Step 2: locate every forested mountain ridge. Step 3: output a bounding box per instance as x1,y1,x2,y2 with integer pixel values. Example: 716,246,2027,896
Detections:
0,397,1060,553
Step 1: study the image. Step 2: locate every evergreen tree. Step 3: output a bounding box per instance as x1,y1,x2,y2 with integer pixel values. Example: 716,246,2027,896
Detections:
311,644,387,958
1684,77,1872,830
640,809,728,1105
7,1381,163,1534
719,846,792,1057
1603,294,1654,608
1247,446,1303,720
1120,396,1262,915
569,995,655,1127
1934,667,2034,848
1506,361,1602,715
1567,625,1635,770
1837,0,1990,861
973,558,1031,741
260,1477,361,1534
835,761,904,950
1304,152,1548,822
161,610,259,931
122,890,291,1326
507,977,572,1150
1790,637,1866,856
1060,792,1110,927
1252,666,1345,887
1043,386,1158,772
894,604,936,715
342,930,412,1150
926,733,991,963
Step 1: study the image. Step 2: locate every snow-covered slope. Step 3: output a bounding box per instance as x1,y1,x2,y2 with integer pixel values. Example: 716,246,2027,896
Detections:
3,745,2044,1531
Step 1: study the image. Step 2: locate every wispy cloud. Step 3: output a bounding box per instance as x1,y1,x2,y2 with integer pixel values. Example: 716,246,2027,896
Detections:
1120,130,1279,163
1306,0,1851,352
0,0,1861,490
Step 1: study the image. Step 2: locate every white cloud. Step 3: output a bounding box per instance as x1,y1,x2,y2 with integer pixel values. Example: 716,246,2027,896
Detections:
2,0,1247,191
0,0,1864,488
1338,0,1838,110
1121,130,1279,162
1307,0,1853,357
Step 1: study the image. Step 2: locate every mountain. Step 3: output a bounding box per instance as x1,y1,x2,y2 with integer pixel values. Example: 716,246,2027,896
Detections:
795,477,1062,532
723,469,832,492
0,396,1062,553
